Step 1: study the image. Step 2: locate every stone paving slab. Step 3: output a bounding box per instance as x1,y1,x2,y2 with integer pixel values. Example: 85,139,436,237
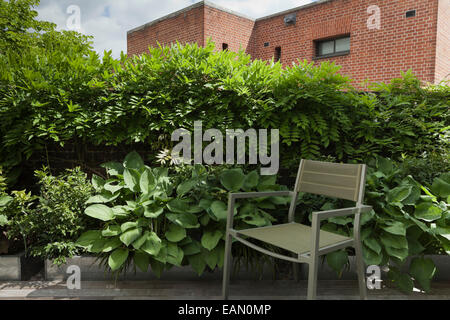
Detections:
1,280,450,300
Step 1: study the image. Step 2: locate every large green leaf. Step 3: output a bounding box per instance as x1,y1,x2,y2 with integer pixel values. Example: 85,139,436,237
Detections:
414,202,442,222
388,268,414,293
141,232,162,256
0,214,8,226
167,199,190,214
243,171,259,190
380,221,406,236
134,251,150,272
201,230,223,251
84,204,115,221
182,241,202,256
385,246,409,261
219,169,245,191
387,186,411,206
177,179,197,196
165,224,187,242
432,176,450,198
76,230,102,247
166,243,184,266
187,252,206,276
166,213,199,229
102,225,122,237
119,228,142,246
101,238,122,253
101,162,124,176
210,201,228,220
379,232,408,249
140,169,156,194
326,250,348,276
362,245,383,265
123,168,140,192
108,248,129,271
0,195,13,207
363,238,382,254
123,151,144,170
410,257,436,292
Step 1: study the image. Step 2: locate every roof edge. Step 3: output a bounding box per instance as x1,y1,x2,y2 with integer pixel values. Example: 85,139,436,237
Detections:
255,0,334,21
127,0,255,35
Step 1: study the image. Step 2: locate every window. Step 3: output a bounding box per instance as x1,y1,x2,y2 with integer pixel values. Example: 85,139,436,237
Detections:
406,10,416,18
315,36,350,58
222,43,228,51
274,47,281,62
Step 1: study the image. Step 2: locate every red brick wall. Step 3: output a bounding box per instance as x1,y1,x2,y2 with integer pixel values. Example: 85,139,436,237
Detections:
253,0,439,85
203,6,255,53
127,5,204,56
435,0,450,84
127,0,444,86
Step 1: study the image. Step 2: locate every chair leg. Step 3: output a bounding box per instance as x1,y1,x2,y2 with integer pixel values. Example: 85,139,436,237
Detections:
306,259,318,300
222,233,233,300
354,243,368,300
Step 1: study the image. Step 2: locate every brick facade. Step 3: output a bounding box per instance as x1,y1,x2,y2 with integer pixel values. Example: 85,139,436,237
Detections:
127,0,450,85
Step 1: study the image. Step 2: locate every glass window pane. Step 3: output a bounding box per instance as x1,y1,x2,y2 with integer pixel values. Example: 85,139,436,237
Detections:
318,40,334,55
335,37,350,52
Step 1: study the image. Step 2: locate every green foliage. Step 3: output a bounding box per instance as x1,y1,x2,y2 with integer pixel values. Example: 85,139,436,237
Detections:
322,157,450,293
1,167,95,262
77,152,289,277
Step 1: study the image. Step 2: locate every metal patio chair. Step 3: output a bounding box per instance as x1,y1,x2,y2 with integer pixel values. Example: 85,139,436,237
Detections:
222,159,372,300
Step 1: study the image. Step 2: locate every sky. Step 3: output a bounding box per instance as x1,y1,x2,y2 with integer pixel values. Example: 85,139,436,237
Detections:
36,0,315,58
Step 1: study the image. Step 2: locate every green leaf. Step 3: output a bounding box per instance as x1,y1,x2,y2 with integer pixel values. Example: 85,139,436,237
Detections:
108,248,129,271
0,195,13,206
220,169,245,191
84,204,115,221
123,151,144,170
123,168,140,192
144,205,164,218
134,252,150,272
102,225,122,237
141,232,162,256
379,232,408,249
132,232,148,250
387,186,411,206
381,221,406,236
363,238,382,254
102,238,122,252
150,258,164,278
385,246,409,261
0,214,8,226
101,162,124,176
205,246,219,269
140,169,156,194
182,241,202,256
165,224,187,242
432,177,450,198
410,257,436,292
177,179,197,196
377,157,393,174
120,221,137,233
85,191,120,204
210,201,228,220
187,252,206,276
414,202,442,222
91,175,105,191
167,199,190,214
243,171,259,190
166,243,184,266
119,228,142,246
388,268,414,293
362,245,382,265
201,230,223,251
166,213,199,229
326,250,348,276
76,230,102,247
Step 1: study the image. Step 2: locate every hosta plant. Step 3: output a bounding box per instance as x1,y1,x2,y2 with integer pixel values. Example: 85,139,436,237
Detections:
323,157,450,293
77,152,290,277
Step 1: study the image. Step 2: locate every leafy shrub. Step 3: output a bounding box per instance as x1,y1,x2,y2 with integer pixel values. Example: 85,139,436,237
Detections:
322,157,450,293
76,152,289,277
1,167,95,262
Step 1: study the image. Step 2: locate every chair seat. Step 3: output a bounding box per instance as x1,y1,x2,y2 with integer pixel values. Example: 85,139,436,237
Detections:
236,222,351,255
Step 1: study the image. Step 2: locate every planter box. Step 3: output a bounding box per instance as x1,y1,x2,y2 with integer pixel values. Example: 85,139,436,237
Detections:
0,252,43,281
298,254,450,281
45,256,275,281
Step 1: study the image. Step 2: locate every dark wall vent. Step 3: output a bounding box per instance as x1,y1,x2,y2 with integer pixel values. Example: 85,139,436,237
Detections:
284,13,297,26
406,10,416,18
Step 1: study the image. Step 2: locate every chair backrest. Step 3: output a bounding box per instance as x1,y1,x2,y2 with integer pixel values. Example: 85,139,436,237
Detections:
294,159,367,204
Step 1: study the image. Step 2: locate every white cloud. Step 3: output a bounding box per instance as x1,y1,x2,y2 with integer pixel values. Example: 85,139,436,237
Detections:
36,0,314,58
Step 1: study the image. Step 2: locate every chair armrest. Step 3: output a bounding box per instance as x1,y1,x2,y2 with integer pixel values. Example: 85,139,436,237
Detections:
312,205,372,221
230,191,293,200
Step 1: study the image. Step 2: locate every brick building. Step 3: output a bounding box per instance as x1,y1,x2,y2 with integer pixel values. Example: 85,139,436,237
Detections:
127,0,450,85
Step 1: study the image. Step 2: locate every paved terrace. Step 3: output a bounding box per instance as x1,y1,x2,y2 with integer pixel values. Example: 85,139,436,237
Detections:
1,280,450,300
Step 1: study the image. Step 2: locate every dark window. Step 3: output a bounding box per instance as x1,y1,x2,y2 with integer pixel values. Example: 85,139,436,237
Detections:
264,42,270,47
222,43,228,50
406,10,416,18
315,36,350,58
274,47,281,62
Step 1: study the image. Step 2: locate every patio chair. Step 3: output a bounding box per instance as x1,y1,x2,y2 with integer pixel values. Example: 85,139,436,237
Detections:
222,159,372,300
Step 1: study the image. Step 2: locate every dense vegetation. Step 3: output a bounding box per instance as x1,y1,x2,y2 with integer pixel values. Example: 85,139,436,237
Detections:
0,0,449,294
